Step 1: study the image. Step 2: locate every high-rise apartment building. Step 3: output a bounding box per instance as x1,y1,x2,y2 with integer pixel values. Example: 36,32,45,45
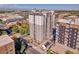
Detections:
29,11,54,44
56,18,79,50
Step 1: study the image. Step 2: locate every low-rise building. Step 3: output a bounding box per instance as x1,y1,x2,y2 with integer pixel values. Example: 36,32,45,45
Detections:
0,13,24,24
0,35,15,54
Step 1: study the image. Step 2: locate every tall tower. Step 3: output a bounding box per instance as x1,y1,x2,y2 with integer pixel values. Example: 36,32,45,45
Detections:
29,11,54,44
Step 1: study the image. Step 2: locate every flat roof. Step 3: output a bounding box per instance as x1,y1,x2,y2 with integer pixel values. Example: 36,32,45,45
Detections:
0,35,14,47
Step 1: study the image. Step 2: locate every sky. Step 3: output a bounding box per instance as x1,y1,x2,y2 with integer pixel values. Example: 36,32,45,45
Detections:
0,4,79,10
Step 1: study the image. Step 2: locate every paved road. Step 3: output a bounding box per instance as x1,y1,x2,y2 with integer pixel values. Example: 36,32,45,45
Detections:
26,47,41,54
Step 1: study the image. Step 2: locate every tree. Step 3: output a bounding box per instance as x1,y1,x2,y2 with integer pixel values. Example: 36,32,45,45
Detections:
47,48,53,54
0,19,4,24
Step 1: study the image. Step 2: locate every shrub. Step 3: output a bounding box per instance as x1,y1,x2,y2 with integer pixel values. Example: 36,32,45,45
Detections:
0,19,4,24
47,49,53,54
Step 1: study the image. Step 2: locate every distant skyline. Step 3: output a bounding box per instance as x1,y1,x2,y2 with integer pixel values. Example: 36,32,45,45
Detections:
0,4,79,10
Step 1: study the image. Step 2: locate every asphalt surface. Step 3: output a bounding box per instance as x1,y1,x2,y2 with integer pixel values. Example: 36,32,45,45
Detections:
26,47,41,54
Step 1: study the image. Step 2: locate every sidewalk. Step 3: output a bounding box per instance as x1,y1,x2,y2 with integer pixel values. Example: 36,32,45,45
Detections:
51,43,79,54
29,39,54,54
30,43,46,54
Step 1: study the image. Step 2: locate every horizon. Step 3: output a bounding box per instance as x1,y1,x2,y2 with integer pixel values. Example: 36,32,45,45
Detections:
0,4,79,10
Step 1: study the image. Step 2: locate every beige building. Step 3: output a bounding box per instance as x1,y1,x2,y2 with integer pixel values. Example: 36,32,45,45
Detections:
0,35,15,54
29,11,54,44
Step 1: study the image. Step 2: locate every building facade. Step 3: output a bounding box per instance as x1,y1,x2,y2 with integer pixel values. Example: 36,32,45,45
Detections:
29,11,54,44
56,20,79,50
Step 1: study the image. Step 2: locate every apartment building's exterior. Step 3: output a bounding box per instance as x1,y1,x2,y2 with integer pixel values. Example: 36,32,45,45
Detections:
29,11,54,44
56,18,79,50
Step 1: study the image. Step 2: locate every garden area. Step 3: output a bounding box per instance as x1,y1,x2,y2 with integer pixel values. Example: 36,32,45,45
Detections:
0,19,30,36
12,21,30,36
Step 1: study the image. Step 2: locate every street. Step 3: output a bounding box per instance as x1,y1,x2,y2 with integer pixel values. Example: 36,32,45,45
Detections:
26,47,41,54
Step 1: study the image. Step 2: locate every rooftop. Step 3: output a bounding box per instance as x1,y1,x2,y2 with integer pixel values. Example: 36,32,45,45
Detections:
0,13,24,22
30,11,54,16
0,35,14,47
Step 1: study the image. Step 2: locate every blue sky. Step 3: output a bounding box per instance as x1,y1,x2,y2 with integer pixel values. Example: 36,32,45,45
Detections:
0,4,79,10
